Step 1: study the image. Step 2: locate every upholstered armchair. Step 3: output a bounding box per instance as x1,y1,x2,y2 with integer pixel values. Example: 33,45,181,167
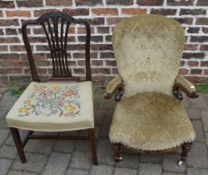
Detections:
105,15,198,165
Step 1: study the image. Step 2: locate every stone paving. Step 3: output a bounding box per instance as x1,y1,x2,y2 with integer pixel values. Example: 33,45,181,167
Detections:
0,89,208,175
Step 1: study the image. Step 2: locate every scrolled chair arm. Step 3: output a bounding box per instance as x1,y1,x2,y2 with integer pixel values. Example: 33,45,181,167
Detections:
173,75,198,100
104,75,124,101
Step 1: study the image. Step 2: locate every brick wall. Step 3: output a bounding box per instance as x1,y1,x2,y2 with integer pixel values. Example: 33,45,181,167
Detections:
0,0,208,85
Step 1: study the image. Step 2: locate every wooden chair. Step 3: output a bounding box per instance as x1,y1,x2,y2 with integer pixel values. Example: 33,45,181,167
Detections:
6,12,98,165
105,15,198,166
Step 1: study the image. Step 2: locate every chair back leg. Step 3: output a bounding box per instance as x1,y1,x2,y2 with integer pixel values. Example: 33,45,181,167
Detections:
10,128,26,163
88,128,98,165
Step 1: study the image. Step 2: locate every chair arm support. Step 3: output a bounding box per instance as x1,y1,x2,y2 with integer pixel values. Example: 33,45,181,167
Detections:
104,76,123,99
173,75,198,100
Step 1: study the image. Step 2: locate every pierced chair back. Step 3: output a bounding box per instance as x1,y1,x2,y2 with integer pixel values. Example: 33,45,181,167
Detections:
113,15,185,97
22,12,91,82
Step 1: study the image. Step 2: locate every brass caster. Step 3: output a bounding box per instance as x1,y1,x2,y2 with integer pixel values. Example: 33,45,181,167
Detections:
115,156,123,161
178,160,183,166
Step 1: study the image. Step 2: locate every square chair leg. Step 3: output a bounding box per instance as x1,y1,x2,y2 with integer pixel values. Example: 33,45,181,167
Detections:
88,128,98,165
10,128,26,163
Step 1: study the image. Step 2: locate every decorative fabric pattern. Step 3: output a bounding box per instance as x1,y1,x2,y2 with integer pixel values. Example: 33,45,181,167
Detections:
113,15,185,97
6,81,94,132
109,92,196,151
18,84,80,118
105,75,123,98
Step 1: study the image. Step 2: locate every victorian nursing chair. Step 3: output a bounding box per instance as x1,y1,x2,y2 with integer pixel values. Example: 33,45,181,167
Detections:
6,12,97,165
105,15,198,165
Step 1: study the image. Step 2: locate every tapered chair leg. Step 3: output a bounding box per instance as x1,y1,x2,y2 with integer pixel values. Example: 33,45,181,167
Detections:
178,142,192,166
112,143,122,161
88,128,98,165
10,128,26,163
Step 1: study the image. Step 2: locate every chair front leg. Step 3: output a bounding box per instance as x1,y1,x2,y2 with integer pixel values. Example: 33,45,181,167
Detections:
112,143,123,161
10,128,26,163
178,142,192,166
88,128,98,165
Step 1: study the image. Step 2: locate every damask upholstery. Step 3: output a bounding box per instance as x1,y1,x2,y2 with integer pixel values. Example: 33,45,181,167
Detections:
108,15,197,152
175,75,197,97
109,93,195,151
105,75,123,99
6,81,94,131
113,15,184,98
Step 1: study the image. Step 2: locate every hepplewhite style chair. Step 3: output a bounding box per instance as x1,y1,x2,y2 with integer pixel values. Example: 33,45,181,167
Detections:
6,12,97,165
105,15,198,165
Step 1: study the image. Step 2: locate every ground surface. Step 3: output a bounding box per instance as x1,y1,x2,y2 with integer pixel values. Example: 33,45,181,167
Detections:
0,89,208,175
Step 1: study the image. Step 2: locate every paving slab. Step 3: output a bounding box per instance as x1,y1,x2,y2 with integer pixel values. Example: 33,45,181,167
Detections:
42,152,71,175
0,158,13,175
139,163,162,175
12,153,48,173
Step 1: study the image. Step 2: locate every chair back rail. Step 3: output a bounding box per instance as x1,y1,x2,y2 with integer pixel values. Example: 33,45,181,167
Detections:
22,12,91,82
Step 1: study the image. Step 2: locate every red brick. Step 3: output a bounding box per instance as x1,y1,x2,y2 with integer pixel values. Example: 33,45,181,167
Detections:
107,17,125,25
202,27,208,34
196,18,208,25
76,0,102,6
187,27,200,34
0,19,19,26
63,8,89,16
138,0,163,6
204,69,208,75
0,68,22,75
0,37,20,43
191,69,202,74
92,60,103,66
97,27,110,34
187,61,199,67
0,1,14,8
180,9,206,16
0,46,8,52
201,61,208,67
6,10,31,17
167,0,194,6
92,68,111,74
182,52,205,59
107,0,133,5
179,68,189,75
191,36,208,42
46,0,72,6
5,29,17,35
200,45,208,51
17,0,43,7
197,0,208,6
34,9,60,17
105,60,117,66
92,8,118,16
184,44,198,51
10,45,26,52
150,9,176,15
121,8,147,15
174,18,193,25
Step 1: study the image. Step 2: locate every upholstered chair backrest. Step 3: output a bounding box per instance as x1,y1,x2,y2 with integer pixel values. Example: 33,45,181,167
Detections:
113,15,185,98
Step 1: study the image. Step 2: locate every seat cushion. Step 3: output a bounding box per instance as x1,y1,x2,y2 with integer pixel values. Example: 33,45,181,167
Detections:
109,93,195,151
6,81,94,132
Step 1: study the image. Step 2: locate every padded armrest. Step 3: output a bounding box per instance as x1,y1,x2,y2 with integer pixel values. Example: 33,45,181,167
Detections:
104,76,123,99
174,75,198,98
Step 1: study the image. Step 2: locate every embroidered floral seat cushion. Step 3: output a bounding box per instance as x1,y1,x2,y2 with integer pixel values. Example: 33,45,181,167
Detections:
109,93,195,151
6,81,94,131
